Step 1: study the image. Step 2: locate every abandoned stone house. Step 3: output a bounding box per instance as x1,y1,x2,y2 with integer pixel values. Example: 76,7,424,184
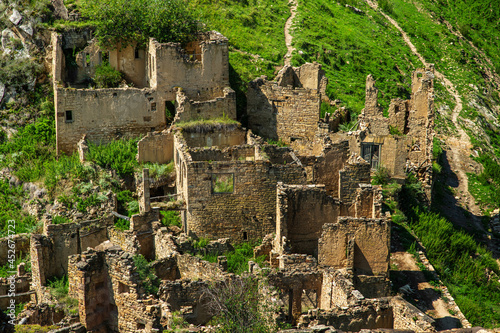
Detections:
52,29,236,155
0,27,445,332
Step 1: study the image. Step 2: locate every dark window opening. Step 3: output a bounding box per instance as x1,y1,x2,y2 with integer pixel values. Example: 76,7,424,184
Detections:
65,110,73,123
361,143,381,169
151,102,157,112
165,101,176,125
85,53,90,67
137,323,145,329
135,48,140,59
243,231,248,240
212,174,234,194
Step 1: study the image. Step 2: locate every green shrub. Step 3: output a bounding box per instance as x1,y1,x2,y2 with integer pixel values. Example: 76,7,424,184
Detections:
93,63,123,88
52,216,71,225
204,275,280,333
133,254,160,295
114,218,130,231
372,166,391,185
160,210,181,227
86,138,139,177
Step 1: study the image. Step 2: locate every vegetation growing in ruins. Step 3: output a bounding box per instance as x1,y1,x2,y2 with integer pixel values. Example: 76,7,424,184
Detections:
133,254,160,295
0,253,30,278
161,211,181,228
93,63,123,88
79,0,198,48
204,275,280,333
47,275,79,315
86,138,139,177
175,117,240,132
201,240,266,275
14,325,59,333
52,215,71,225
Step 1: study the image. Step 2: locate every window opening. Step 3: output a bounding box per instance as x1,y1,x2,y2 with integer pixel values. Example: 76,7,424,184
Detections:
212,174,234,194
65,110,73,123
361,143,381,169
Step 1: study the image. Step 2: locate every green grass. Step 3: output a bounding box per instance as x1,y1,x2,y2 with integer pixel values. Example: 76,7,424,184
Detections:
160,210,181,228
0,252,30,278
175,117,240,131
86,138,140,177
399,178,500,328
47,275,79,315
292,0,421,115
202,240,266,275
0,179,39,236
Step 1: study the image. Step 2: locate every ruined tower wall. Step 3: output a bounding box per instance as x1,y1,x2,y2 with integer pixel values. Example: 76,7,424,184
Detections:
137,131,174,164
338,158,371,203
109,44,147,88
175,87,236,122
318,218,390,276
149,32,229,101
247,82,321,143
55,87,165,154
276,185,341,256
181,127,247,149
312,141,350,197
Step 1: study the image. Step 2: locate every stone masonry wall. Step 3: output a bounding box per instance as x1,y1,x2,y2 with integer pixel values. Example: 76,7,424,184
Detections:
298,299,394,331
390,296,436,332
0,234,29,266
68,249,162,333
137,131,174,164
312,140,350,197
175,87,236,122
247,79,321,144
182,159,306,241
276,184,341,256
55,87,165,154
149,31,229,101
318,218,390,276
338,155,371,203
181,125,247,149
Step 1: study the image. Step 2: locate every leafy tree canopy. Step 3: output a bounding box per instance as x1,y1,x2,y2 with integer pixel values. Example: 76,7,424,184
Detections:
79,0,199,49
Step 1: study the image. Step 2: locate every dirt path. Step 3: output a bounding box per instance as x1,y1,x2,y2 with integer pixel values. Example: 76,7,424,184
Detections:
391,251,465,329
365,0,483,228
284,0,298,66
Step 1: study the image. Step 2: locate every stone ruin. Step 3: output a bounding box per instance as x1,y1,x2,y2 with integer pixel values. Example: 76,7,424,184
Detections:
0,28,451,333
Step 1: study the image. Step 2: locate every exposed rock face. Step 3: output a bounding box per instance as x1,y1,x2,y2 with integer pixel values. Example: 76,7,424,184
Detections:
51,0,69,20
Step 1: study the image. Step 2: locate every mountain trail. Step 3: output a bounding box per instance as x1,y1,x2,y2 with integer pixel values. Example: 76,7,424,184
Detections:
365,0,483,228
284,0,298,66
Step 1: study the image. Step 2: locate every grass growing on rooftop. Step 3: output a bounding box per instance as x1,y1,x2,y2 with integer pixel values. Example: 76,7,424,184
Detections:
175,117,240,132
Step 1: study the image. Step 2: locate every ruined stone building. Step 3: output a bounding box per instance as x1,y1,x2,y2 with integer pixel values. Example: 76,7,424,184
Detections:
0,27,446,332
52,30,235,155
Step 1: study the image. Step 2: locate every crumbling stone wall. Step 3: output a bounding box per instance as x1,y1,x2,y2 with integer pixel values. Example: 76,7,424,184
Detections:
298,299,394,331
158,280,211,325
176,254,226,280
175,133,306,241
338,154,371,203
55,87,165,154
68,249,162,333
175,87,236,122
312,140,350,197
247,82,321,143
318,218,390,276
247,63,327,144
31,217,113,294
390,296,436,332
148,31,229,101
109,43,147,88
0,234,29,266
320,269,357,309
180,124,247,149
276,184,341,256
137,130,174,164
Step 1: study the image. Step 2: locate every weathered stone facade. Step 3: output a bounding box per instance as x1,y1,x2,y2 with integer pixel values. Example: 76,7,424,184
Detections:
247,63,330,145
53,30,236,155
174,126,307,241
